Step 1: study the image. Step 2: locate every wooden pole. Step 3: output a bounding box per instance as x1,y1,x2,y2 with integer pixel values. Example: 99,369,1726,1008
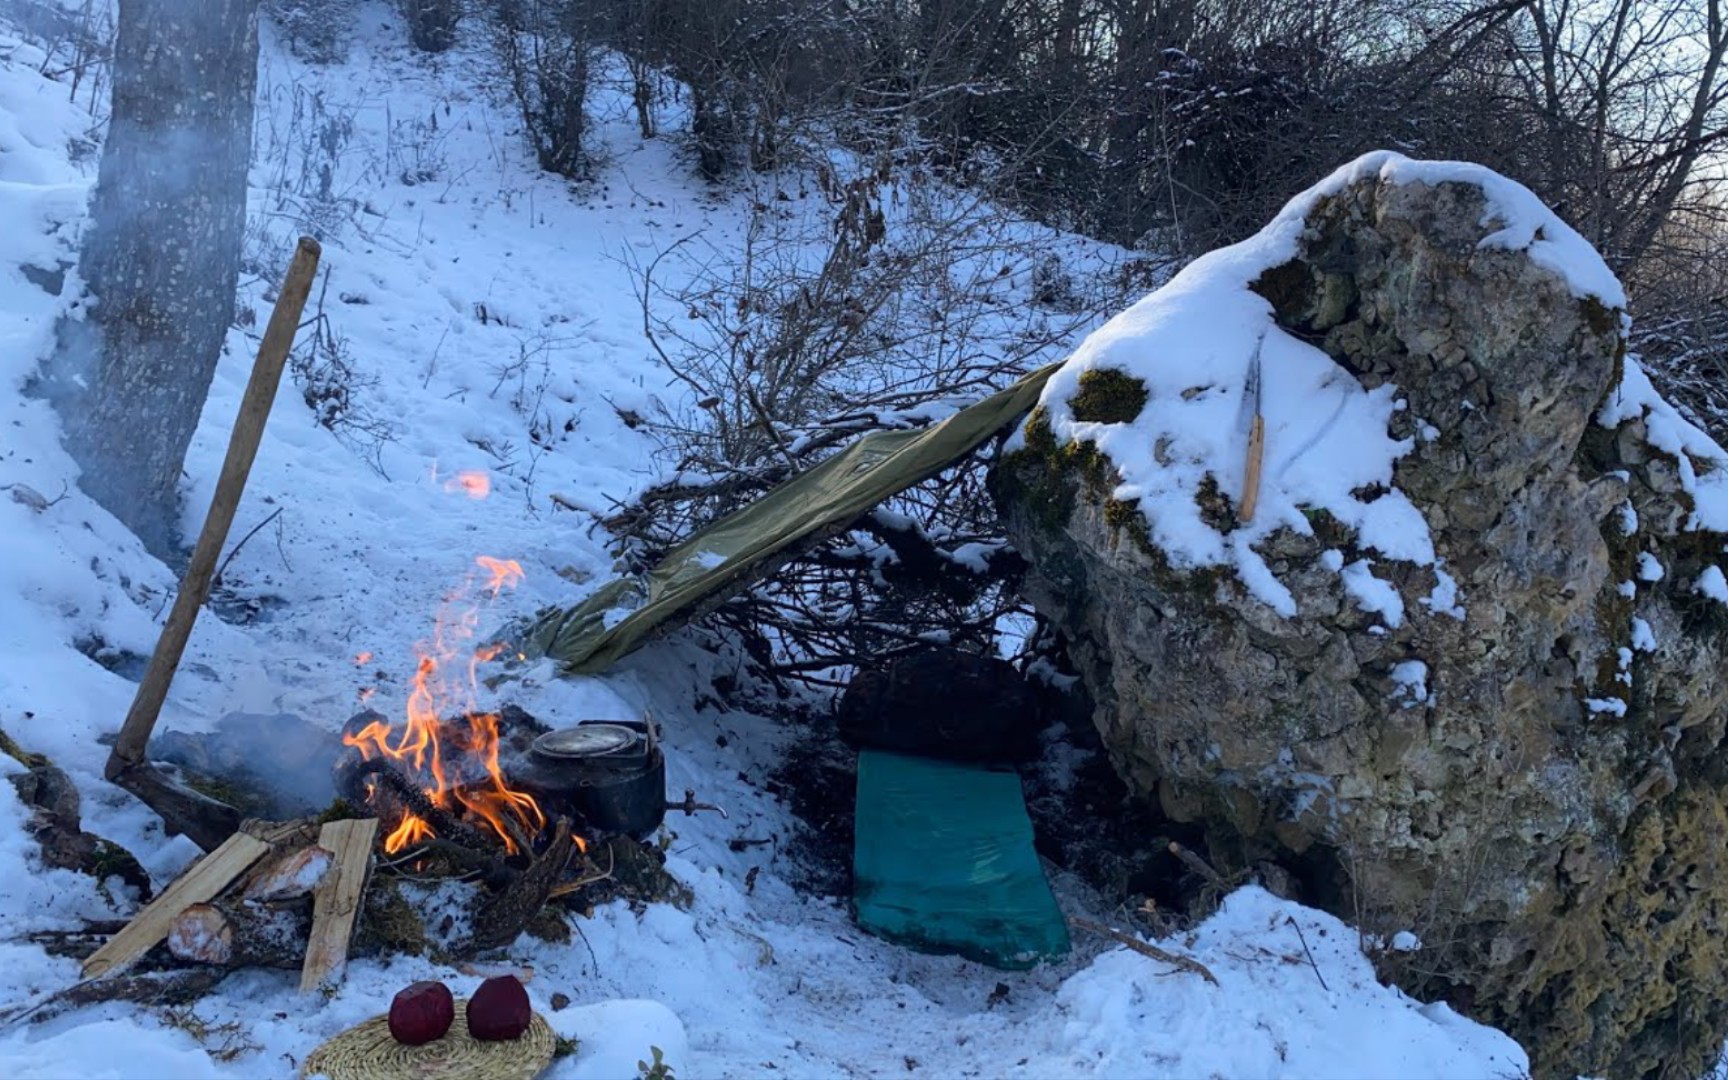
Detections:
105,237,321,849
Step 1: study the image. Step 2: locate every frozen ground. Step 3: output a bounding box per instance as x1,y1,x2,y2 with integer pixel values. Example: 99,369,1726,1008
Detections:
0,6,1531,1077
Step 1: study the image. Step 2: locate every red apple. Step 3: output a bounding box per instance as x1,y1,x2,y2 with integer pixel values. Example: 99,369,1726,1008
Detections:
466,975,532,1041
388,981,455,1046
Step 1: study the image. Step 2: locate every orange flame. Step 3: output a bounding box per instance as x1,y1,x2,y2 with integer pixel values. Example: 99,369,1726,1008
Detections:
444,470,491,499
476,556,524,596
343,557,544,855
355,651,373,665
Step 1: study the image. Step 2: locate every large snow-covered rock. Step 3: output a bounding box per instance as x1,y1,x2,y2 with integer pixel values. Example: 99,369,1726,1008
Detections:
991,151,1728,1078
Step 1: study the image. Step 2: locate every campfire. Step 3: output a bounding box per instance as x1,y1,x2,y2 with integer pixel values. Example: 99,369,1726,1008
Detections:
339,555,551,857
32,241,709,1020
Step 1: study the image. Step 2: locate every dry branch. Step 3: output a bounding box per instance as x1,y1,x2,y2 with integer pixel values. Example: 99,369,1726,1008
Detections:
1167,840,1227,888
1068,915,1220,986
1,969,225,1028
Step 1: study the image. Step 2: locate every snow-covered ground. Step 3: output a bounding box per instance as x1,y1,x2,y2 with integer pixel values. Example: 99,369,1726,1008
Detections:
0,6,1532,1077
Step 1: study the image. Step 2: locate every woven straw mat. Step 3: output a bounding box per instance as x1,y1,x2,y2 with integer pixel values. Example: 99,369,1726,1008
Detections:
301,1000,556,1080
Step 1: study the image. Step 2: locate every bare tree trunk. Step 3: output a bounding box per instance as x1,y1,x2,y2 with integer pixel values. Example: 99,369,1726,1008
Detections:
53,0,260,559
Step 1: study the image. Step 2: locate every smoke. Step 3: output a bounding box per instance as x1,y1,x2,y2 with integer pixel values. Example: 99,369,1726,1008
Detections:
149,711,343,818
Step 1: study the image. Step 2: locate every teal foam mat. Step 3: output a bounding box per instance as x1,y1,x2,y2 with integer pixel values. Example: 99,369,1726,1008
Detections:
852,749,1070,969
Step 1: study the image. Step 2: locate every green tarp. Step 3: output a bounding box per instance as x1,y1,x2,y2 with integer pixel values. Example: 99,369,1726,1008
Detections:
852,749,1070,969
523,364,1059,674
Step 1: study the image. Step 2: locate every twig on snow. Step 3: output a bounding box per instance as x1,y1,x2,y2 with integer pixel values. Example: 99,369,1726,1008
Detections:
1286,915,1330,992
211,506,284,589
1068,915,1220,986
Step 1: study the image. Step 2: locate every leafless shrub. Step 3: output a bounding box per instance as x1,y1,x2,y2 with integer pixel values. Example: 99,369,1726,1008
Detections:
386,103,452,187
492,0,592,179
289,268,397,476
401,0,461,53
6,0,114,121
602,156,1130,681
255,81,366,239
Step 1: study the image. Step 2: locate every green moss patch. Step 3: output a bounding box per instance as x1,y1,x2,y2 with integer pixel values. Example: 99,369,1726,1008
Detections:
1069,368,1149,425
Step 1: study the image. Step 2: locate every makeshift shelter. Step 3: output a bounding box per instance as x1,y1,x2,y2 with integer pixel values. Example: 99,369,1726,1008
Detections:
521,364,1058,674
521,364,1070,969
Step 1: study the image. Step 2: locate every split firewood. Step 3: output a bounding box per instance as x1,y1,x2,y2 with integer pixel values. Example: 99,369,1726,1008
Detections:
167,901,309,968
81,831,271,979
238,844,332,902
300,817,379,992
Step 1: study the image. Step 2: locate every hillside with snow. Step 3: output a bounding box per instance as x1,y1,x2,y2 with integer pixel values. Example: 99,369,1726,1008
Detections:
0,6,1542,1077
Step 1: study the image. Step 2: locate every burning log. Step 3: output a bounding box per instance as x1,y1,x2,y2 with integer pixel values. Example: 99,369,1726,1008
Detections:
463,818,577,954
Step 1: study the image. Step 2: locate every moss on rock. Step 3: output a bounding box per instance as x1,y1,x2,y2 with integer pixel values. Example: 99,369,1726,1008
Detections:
1069,368,1149,425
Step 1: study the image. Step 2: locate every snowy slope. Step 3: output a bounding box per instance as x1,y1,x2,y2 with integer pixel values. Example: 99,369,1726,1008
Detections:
0,7,1529,1077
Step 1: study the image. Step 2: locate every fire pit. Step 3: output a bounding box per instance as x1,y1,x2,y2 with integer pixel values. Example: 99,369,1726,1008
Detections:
336,709,668,855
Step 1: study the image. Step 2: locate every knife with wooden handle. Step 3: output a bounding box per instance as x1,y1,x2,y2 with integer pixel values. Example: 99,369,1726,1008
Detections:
1239,335,1265,523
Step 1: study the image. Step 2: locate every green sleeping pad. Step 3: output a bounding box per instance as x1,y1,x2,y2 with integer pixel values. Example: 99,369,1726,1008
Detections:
852,749,1071,969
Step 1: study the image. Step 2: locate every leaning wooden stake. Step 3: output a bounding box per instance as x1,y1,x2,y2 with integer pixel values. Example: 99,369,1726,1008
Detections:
105,237,322,852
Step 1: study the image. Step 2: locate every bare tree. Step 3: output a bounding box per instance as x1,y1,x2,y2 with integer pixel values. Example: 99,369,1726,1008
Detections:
1504,0,1728,274
49,0,261,558
493,0,593,178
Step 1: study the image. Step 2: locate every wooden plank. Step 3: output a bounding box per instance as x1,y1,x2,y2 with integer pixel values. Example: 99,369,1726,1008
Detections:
82,832,271,979
299,818,378,992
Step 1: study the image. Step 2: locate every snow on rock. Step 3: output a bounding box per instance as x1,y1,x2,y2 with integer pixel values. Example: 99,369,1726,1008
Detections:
1598,358,1728,533
1390,660,1429,706
1631,617,1657,652
1033,150,1621,618
1697,565,1728,604
997,145,1728,1076
1419,565,1466,620
1340,558,1406,628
